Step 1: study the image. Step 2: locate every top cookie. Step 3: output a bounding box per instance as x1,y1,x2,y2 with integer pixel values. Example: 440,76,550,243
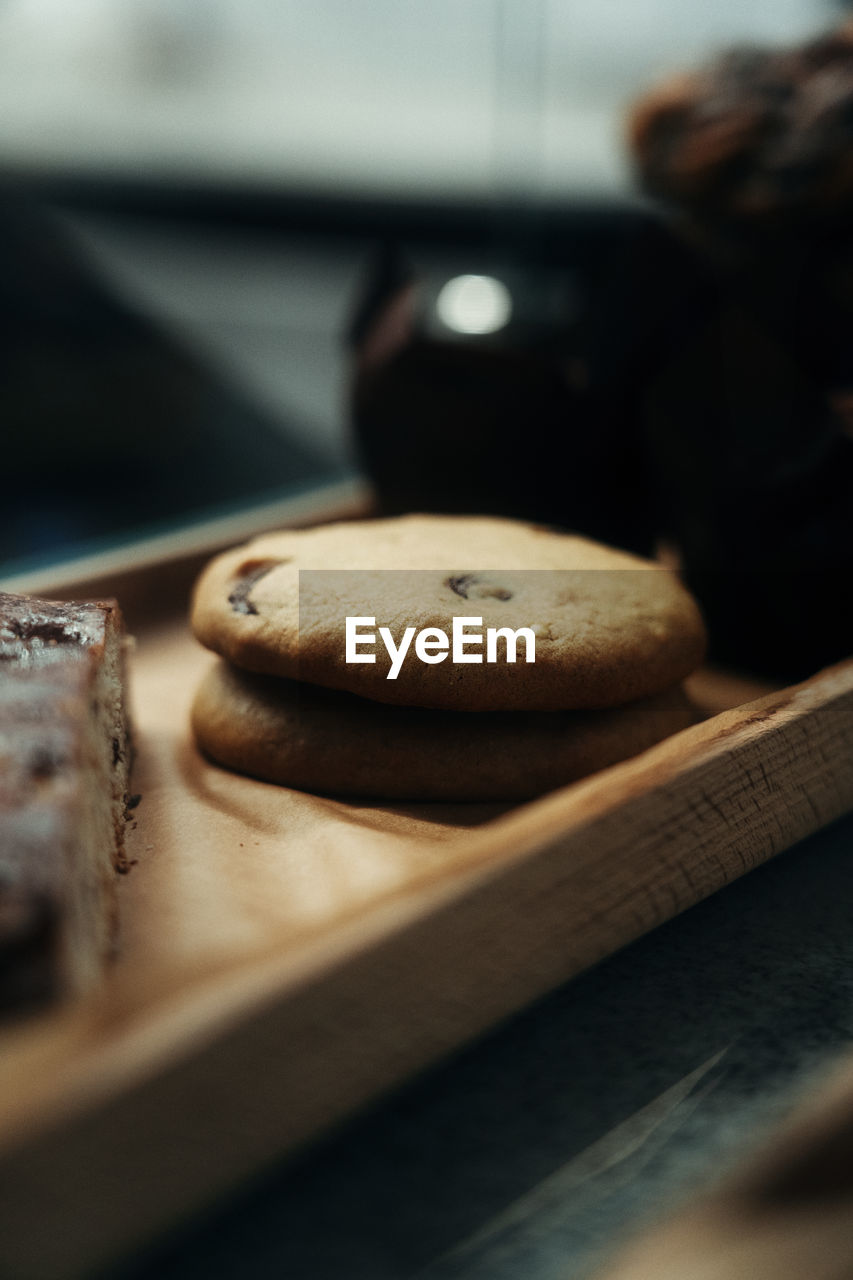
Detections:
190,515,706,711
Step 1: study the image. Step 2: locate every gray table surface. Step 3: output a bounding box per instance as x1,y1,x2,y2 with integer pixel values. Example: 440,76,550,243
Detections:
98,810,853,1280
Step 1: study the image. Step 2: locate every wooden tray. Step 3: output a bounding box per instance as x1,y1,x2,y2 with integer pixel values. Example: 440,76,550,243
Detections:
1,582,852,1280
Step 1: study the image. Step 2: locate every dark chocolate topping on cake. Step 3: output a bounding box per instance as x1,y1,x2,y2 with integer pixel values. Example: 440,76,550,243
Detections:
0,592,111,667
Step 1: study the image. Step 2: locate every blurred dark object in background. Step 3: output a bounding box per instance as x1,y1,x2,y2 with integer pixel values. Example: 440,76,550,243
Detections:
352,21,853,686
628,21,853,680
350,216,673,563
350,205,853,684
643,249,853,682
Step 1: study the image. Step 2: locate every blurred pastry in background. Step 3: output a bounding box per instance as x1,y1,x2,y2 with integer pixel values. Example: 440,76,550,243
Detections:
628,21,853,683
629,22,853,232
349,24,853,685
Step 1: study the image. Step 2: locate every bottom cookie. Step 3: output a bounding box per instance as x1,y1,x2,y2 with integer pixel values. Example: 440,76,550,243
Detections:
191,662,697,803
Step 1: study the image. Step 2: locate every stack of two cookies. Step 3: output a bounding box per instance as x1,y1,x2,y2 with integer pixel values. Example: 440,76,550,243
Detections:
189,516,707,802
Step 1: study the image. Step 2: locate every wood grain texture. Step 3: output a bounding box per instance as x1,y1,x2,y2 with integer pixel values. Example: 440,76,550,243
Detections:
0,627,849,1280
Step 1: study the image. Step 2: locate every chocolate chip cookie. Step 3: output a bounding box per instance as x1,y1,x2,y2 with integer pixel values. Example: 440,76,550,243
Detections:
191,661,697,802
190,515,706,711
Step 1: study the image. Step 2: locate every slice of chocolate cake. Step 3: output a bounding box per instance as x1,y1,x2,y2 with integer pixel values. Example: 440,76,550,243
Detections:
0,593,132,1011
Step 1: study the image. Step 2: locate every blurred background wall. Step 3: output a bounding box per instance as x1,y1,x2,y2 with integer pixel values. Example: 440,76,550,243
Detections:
0,0,844,205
